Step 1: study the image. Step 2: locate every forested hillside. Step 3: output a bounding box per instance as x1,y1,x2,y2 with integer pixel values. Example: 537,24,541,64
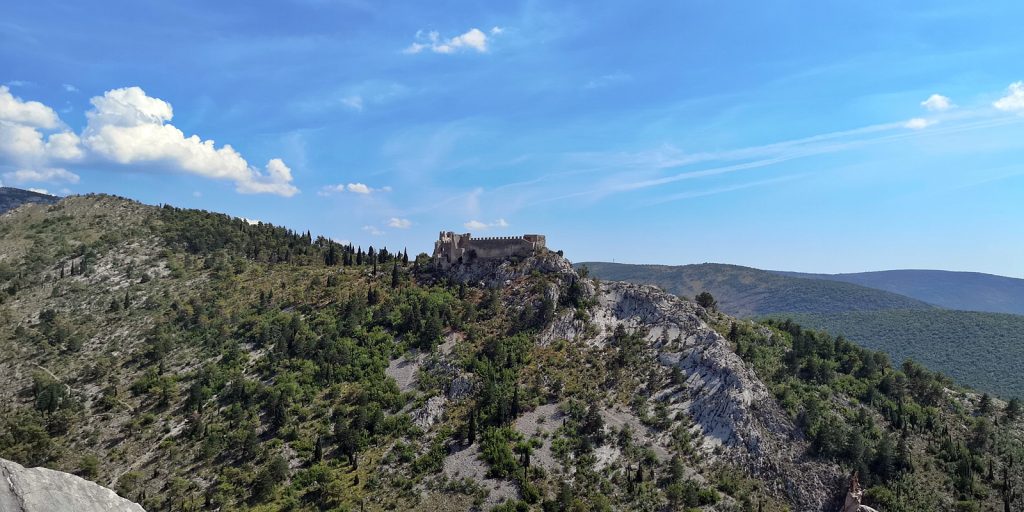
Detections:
0,187,59,214
773,309,1024,399
577,262,933,317
776,269,1024,315
1,196,1022,511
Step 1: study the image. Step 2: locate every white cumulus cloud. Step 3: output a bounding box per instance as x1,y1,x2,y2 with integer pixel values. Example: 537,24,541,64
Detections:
0,85,298,196
464,218,509,231
0,85,60,129
994,81,1024,113
347,182,372,194
388,217,412,229
80,87,297,196
920,94,952,111
404,27,494,54
0,86,82,185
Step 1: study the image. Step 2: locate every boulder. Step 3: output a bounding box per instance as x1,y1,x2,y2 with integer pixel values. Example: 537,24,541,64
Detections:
0,457,145,512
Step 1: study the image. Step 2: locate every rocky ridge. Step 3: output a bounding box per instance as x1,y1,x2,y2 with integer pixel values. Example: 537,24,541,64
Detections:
578,281,843,509
438,251,844,509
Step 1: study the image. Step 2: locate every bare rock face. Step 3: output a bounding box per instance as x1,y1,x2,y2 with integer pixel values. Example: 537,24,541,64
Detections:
549,281,844,511
0,458,145,512
440,250,577,287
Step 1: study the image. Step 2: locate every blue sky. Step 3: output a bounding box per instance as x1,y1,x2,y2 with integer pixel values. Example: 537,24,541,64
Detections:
2,1,1024,277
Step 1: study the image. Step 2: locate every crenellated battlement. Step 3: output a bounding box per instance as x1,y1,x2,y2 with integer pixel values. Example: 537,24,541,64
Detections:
432,231,546,269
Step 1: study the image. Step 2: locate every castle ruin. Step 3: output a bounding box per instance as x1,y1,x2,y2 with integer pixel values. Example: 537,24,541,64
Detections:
432,231,546,269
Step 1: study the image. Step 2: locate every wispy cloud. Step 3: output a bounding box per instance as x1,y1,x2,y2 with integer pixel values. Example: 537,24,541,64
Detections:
904,117,935,129
341,95,363,111
464,218,508,231
388,217,412,229
466,217,509,231
647,174,805,205
318,182,392,196
502,94,1024,211
403,27,499,54
585,72,632,89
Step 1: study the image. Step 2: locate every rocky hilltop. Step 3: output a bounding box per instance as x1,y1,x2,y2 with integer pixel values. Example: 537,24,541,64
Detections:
0,457,145,512
437,252,842,509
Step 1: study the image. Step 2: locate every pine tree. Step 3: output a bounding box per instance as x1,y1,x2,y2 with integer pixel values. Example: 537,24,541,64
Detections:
325,243,338,266
313,435,323,462
979,393,993,415
1006,398,1021,421
402,248,409,266
391,262,400,289
728,322,739,342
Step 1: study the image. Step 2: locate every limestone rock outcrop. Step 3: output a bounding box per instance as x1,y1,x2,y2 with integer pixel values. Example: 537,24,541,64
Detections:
0,457,145,512
438,251,844,509
547,279,845,510
441,250,577,287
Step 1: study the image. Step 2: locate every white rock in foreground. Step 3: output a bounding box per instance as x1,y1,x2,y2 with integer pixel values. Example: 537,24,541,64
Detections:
0,458,145,512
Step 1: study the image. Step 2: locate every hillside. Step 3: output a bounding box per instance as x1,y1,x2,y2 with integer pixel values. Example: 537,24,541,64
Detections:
0,196,1022,511
771,309,1024,399
0,187,59,214
777,269,1024,315
576,262,933,317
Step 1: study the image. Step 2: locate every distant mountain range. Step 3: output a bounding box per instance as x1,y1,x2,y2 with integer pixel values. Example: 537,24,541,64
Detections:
576,262,934,317
0,187,59,214
775,269,1024,315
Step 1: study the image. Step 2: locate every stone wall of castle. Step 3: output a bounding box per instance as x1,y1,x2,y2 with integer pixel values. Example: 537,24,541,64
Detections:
432,232,546,268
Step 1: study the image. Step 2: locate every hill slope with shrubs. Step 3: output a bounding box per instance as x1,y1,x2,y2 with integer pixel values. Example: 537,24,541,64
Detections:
0,195,1022,511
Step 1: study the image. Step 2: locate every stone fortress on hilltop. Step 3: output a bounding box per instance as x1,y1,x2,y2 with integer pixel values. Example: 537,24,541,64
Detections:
432,231,546,269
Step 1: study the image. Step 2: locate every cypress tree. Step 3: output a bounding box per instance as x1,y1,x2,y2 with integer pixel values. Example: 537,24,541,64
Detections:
468,408,477,444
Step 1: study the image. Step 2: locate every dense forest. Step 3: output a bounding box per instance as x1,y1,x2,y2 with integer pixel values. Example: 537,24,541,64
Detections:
777,310,1024,399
